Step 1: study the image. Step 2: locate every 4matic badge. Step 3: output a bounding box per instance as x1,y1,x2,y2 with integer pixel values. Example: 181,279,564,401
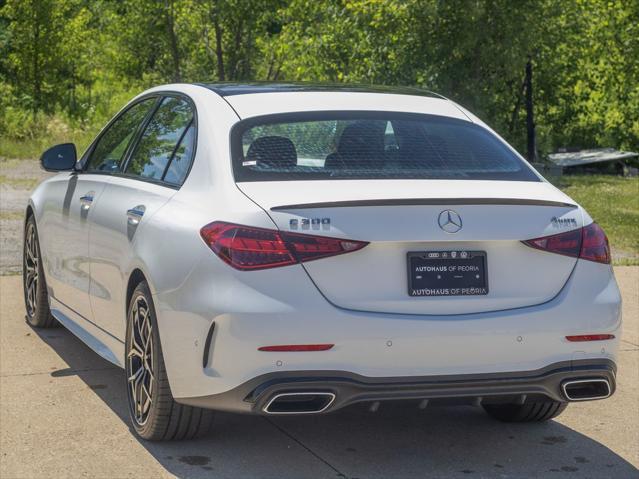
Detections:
551,216,578,228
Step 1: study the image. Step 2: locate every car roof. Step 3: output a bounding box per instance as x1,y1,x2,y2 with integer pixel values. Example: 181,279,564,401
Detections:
195,82,443,98
192,82,469,121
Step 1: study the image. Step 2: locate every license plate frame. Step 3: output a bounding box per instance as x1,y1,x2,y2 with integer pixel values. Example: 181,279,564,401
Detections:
407,251,489,297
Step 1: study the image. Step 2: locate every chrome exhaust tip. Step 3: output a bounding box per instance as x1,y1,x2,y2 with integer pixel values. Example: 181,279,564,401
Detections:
263,392,336,414
562,378,611,401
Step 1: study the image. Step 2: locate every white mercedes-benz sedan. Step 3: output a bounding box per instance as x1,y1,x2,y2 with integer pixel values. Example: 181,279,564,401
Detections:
24,83,621,440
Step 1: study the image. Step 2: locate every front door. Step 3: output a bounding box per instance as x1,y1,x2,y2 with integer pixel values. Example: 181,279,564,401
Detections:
40,172,110,321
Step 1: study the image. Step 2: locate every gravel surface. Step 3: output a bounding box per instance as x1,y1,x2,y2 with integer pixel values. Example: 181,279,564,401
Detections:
0,158,52,274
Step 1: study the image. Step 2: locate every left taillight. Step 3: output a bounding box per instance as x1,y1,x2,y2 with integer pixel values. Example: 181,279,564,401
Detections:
200,221,368,271
522,222,611,264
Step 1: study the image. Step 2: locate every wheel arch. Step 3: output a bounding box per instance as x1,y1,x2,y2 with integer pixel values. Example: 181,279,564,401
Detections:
25,203,35,221
24,200,38,230
126,268,148,319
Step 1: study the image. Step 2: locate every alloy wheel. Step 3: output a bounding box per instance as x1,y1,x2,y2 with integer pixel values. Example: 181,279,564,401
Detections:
24,223,39,318
127,294,155,426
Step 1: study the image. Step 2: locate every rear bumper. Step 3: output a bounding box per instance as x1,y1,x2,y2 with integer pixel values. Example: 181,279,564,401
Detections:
155,252,622,400
177,358,616,414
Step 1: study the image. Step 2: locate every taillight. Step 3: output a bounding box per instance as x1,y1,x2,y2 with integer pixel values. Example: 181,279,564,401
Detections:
200,221,368,270
522,222,610,264
580,222,611,263
523,228,582,258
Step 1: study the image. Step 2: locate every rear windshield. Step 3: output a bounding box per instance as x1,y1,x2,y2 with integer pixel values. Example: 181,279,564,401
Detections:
231,113,539,182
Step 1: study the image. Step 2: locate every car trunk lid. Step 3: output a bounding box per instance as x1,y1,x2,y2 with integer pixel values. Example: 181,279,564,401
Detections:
236,180,581,315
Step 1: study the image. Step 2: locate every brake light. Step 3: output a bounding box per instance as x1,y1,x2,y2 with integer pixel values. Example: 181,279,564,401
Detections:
200,222,368,270
522,222,610,264
580,222,611,263
523,228,582,258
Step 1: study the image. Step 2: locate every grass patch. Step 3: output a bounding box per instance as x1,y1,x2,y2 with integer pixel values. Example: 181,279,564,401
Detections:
555,175,638,265
0,131,95,160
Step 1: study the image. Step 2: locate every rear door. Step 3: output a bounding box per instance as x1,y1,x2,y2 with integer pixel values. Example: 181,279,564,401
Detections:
88,95,196,339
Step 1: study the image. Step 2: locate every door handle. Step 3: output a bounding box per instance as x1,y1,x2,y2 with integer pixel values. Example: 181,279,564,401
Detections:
126,206,146,226
79,192,95,209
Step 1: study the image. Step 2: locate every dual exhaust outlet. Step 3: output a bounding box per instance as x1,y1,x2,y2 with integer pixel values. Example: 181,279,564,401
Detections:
261,378,612,414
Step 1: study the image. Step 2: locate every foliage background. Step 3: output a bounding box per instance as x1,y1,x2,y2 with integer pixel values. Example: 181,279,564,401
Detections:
0,0,637,159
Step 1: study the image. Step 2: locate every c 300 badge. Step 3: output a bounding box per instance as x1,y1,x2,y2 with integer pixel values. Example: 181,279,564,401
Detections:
289,217,331,230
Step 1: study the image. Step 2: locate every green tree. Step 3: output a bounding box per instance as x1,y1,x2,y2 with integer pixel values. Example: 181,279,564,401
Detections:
2,0,67,114
1,0,637,155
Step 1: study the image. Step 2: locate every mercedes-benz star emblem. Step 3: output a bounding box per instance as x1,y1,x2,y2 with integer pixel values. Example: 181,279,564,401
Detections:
438,210,462,233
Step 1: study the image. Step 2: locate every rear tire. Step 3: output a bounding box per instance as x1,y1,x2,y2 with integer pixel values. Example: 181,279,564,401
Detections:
23,216,56,328
483,400,567,422
125,281,214,441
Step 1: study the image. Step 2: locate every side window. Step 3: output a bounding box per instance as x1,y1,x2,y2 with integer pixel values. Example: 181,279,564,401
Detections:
124,96,194,183
164,123,195,185
86,98,156,172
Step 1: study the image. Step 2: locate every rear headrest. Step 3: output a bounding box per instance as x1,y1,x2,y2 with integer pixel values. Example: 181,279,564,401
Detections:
336,121,386,160
246,136,297,168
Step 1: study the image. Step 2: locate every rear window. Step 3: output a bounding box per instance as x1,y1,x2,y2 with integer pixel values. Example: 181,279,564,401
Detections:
231,113,539,182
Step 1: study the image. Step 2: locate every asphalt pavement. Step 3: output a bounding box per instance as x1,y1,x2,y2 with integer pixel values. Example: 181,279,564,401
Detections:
0,268,637,479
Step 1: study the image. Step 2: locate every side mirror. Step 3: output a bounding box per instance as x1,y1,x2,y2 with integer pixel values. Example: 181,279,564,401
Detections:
40,143,77,171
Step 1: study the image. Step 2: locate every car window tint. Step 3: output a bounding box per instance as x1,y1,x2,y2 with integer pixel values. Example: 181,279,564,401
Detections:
164,122,195,185
86,99,156,173
125,97,193,181
234,115,539,182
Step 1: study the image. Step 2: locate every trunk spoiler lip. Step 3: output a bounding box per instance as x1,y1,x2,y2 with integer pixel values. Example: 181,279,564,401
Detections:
271,198,578,211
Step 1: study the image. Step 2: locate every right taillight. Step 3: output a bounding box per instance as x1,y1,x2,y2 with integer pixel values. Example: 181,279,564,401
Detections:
522,222,610,264
579,222,611,263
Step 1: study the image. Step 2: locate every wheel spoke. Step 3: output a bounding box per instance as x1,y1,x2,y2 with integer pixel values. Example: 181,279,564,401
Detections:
26,282,35,311
141,383,152,413
128,364,144,384
130,326,145,355
127,342,144,359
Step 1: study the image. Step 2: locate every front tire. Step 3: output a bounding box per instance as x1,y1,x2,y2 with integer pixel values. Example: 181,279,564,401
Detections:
483,400,567,422
23,216,56,328
125,281,214,440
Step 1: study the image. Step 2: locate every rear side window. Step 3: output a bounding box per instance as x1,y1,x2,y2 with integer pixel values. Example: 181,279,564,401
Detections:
125,96,194,184
163,124,195,185
86,98,156,173
232,113,539,182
